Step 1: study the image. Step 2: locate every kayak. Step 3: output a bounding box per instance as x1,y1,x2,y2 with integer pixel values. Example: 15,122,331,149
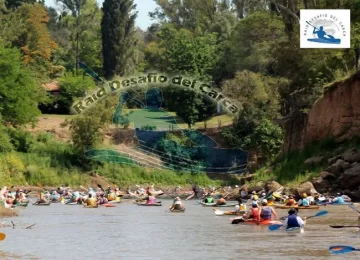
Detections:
136,203,162,206
32,202,51,206
325,202,352,205
108,198,121,204
66,202,79,205
274,204,320,209
213,209,246,216
198,201,238,207
285,227,304,233
84,205,98,208
307,38,341,44
170,208,185,212
99,204,116,207
13,202,28,207
231,217,282,225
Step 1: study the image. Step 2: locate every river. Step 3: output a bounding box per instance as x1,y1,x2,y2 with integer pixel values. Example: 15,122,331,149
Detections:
0,200,359,259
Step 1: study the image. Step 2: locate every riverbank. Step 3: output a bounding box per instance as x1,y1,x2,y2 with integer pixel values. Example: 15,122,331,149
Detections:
0,207,19,217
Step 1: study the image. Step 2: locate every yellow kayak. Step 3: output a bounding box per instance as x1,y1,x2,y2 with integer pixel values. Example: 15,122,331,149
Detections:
274,204,320,209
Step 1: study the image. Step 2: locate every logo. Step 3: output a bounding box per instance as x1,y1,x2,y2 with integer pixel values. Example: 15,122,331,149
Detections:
300,9,350,48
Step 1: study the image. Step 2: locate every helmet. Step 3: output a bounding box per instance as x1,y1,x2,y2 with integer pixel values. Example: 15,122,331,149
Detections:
252,201,258,207
288,208,297,215
262,199,268,204
252,191,256,194
302,193,307,198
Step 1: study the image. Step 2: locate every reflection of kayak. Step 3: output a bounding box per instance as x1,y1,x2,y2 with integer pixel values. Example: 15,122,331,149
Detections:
231,217,282,225
32,202,51,206
136,203,162,206
84,205,98,208
274,204,320,209
198,201,238,207
307,38,341,44
285,227,304,233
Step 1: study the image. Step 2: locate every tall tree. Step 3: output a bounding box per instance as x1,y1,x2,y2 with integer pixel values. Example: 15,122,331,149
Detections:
101,0,137,79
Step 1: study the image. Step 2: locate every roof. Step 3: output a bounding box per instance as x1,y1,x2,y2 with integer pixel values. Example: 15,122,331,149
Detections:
42,81,60,92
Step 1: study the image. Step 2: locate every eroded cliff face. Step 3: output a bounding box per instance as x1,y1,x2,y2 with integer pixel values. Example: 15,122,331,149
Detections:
282,71,360,153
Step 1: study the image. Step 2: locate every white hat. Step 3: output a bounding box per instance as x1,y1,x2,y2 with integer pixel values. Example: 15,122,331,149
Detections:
262,199,268,204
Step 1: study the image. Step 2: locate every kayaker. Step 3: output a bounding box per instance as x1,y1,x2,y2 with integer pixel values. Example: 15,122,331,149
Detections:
215,195,227,205
144,192,156,204
285,195,296,206
283,208,306,229
85,193,97,207
297,193,310,207
250,191,259,203
97,194,108,205
243,201,261,223
233,199,246,213
332,193,345,203
267,195,275,206
259,199,278,220
170,197,184,210
203,193,214,203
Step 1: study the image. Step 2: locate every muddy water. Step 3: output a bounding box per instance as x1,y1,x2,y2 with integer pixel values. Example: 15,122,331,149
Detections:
0,201,359,259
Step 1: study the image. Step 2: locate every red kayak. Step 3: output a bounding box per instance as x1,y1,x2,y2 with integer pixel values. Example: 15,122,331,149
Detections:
100,204,116,207
231,217,282,225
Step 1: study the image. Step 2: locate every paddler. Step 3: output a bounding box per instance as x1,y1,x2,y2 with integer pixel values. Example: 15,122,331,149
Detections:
259,199,278,220
144,192,156,204
267,195,275,206
332,193,345,203
170,197,184,210
203,193,214,203
297,193,310,207
243,201,261,223
97,193,108,205
250,191,259,203
233,198,247,213
283,208,306,229
215,195,227,205
85,193,97,207
285,195,296,206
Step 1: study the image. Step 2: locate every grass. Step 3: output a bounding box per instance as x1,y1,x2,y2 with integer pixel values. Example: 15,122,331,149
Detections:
251,137,360,187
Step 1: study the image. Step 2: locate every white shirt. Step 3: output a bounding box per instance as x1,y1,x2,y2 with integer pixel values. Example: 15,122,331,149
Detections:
283,216,305,228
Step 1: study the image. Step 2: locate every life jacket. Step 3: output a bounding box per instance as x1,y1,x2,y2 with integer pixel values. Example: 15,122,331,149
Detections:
261,206,272,220
251,208,259,218
287,214,300,228
287,199,295,205
240,204,246,211
147,196,156,204
336,196,344,203
302,198,309,206
205,197,214,203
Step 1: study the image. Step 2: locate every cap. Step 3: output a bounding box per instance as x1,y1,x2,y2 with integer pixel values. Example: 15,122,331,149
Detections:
262,199,268,204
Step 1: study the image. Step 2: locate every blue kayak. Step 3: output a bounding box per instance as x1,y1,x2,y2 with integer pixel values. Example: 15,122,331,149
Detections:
307,38,341,44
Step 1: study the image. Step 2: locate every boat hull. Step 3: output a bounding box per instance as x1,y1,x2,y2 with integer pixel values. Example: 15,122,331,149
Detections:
274,204,320,209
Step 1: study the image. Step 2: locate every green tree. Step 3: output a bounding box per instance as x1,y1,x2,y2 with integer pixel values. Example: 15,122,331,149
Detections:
101,0,138,79
0,115,13,152
0,46,43,125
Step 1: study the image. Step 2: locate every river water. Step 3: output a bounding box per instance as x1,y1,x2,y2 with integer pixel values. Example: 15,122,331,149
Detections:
0,200,359,259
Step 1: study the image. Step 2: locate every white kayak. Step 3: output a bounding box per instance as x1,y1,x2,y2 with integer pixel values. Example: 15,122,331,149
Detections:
285,227,304,233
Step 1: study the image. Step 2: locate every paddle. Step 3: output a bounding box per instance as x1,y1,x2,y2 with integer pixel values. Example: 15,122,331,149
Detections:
349,204,360,213
329,245,360,254
268,210,328,231
329,225,360,228
0,233,6,241
306,21,335,39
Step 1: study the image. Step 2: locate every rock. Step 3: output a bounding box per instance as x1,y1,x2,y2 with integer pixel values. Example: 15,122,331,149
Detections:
324,159,350,176
343,190,360,201
328,155,342,165
264,181,282,192
342,148,360,163
319,171,337,180
338,163,360,189
296,181,318,197
312,177,330,193
304,156,325,166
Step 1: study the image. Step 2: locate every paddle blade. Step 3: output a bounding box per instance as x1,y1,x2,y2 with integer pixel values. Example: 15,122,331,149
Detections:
0,233,6,241
268,224,283,231
214,210,223,216
308,210,328,219
329,245,359,255
329,225,359,228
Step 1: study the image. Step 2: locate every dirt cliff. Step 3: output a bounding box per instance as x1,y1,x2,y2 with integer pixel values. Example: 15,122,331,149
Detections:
282,71,360,153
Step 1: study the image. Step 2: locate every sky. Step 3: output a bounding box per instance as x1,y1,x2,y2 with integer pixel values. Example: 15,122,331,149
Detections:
44,0,158,30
